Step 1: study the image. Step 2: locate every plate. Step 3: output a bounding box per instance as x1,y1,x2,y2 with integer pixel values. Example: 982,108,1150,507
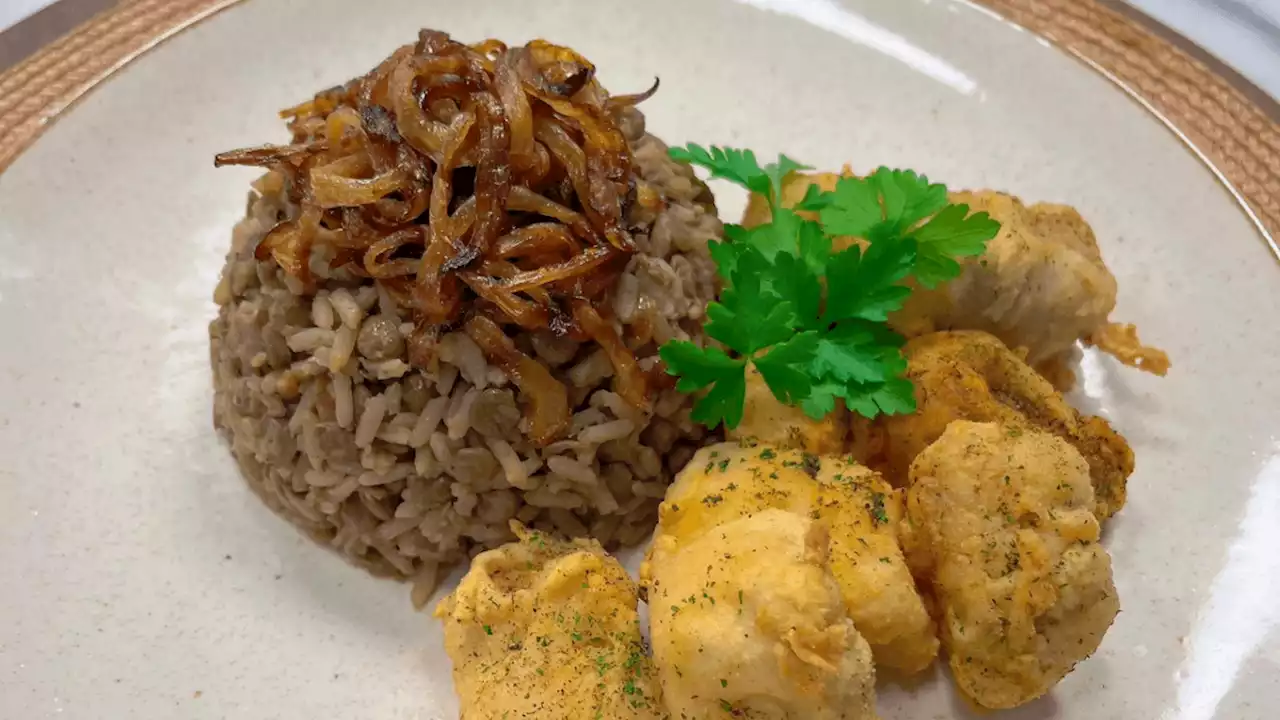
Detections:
2,0,1278,718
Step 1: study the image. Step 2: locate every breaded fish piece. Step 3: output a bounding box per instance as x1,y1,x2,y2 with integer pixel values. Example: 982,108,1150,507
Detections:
729,367,848,454
743,173,1167,375
815,455,941,675
435,523,665,719
904,421,1120,709
878,331,1133,519
936,192,1117,367
646,508,878,719
644,442,938,675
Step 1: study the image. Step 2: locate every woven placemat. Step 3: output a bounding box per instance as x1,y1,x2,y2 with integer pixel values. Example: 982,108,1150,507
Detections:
0,0,237,171
1,0,1276,243
980,0,1280,248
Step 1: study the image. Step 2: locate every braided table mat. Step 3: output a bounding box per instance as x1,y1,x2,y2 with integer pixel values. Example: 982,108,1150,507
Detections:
1,0,1276,244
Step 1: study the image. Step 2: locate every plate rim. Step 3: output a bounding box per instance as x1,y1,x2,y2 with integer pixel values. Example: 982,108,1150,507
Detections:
0,0,1277,257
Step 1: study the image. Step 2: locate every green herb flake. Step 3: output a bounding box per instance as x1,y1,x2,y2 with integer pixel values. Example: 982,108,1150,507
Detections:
868,491,889,525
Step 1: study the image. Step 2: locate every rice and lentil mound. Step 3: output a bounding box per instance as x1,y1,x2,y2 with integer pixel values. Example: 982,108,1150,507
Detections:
211,94,719,606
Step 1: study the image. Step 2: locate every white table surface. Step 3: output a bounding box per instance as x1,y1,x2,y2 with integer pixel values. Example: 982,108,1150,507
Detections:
1,0,1278,98
1127,0,1280,98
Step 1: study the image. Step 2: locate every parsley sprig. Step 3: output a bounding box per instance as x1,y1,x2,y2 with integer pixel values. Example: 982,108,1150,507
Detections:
659,144,1000,430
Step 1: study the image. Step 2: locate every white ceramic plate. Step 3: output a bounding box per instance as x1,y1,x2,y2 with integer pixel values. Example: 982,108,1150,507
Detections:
3,0,1279,718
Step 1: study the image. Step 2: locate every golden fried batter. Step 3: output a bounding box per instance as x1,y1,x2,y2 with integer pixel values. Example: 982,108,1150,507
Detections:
937,192,1117,366
435,523,665,719
877,331,1133,519
644,442,938,675
646,509,878,719
1086,322,1171,376
904,421,1120,709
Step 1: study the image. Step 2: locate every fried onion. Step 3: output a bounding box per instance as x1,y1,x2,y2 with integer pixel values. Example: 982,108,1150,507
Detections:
216,31,658,445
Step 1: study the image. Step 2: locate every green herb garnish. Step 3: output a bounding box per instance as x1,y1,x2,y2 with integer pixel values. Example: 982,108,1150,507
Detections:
868,491,889,525
660,144,1000,429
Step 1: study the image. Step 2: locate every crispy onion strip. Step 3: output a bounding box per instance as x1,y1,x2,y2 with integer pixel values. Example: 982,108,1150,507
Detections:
608,77,660,108
465,315,570,446
507,185,599,244
310,153,409,208
214,141,327,168
493,223,579,261
363,227,425,278
494,51,535,171
414,111,476,322
461,276,549,332
494,246,616,293
572,299,649,410
389,54,471,160
445,91,511,271
255,206,321,286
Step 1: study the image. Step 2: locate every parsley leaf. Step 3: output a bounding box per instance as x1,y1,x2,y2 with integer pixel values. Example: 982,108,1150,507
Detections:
763,155,810,201
823,237,917,323
662,145,999,430
801,380,843,420
711,248,796,353
820,176,882,238
770,252,823,331
658,343,747,430
803,321,910,420
667,143,809,202
796,217,832,276
810,325,896,386
668,144,770,195
795,183,833,212
869,376,917,415
820,169,950,238
724,213,795,262
872,167,948,231
707,238,740,281
909,203,1001,287
691,372,748,432
754,332,820,405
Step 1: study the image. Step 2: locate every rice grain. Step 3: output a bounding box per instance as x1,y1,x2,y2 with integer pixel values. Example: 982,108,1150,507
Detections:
354,394,387,449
